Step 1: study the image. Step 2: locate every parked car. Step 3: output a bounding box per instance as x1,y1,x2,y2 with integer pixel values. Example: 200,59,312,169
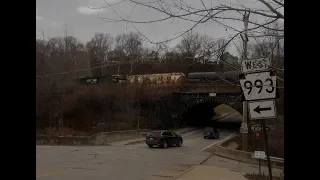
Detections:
145,130,183,148
204,127,220,139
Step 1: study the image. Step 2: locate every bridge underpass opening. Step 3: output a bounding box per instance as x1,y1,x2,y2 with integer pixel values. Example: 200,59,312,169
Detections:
182,103,242,130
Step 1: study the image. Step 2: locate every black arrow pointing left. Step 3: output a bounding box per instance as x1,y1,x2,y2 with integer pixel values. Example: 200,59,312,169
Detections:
254,106,271,114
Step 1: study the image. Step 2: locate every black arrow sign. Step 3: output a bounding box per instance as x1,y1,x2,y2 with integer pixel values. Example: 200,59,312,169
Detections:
254,106,271,114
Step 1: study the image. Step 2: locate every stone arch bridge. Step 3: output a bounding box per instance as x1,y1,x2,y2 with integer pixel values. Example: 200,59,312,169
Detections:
153,84,243,127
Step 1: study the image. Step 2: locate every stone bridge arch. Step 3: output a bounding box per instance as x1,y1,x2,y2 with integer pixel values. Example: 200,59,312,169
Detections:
152,92,243,128
176,92,243,114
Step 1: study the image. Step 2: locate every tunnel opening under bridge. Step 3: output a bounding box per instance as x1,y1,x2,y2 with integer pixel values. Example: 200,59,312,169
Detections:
181,102,242,130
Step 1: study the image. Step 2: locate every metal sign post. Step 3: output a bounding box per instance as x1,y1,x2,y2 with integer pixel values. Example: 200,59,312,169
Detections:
253,151,266,175
262,119,273,180
257,153,262,175
240,56,277,180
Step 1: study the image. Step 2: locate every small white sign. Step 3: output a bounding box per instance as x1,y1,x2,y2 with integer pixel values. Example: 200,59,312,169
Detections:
253,151,266,159
240,123,248,134
240,71,277,101
251,125,270,132
241,58,270,73
209,93,216,97
248,100,277,120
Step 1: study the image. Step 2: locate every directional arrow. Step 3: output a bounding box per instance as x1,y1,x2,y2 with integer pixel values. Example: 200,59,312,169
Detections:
254,106,272,114
248,100,276,120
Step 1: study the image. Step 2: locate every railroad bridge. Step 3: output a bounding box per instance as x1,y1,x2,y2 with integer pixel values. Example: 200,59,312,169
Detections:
155,83,243,127
176,84,242,109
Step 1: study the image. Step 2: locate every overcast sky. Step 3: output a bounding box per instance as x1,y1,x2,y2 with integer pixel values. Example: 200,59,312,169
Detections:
36,0,283,57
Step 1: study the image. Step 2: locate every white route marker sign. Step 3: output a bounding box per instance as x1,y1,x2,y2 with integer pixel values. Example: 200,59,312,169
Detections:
248,100,277,120
241,58,270,73
240,71,277,101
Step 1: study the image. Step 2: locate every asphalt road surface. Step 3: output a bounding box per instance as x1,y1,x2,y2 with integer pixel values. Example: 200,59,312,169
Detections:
36,129,234,180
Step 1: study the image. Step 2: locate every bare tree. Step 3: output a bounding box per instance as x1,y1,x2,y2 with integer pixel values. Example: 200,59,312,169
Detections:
95,0,284,64
114,32,143,74
86,33,114,75
176,32,202,63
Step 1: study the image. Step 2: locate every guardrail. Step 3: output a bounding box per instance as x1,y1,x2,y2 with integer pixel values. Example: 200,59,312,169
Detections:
207,134,284,168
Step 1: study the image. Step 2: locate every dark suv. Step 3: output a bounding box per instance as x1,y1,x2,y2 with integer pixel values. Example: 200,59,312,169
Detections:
145,130,183,148
204,127,220,139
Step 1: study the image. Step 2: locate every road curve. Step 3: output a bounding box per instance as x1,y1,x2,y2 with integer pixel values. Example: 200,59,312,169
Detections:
36,129,234,180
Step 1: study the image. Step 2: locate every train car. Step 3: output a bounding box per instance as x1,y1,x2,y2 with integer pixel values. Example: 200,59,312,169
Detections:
75,75,125,85
127,73,186,86
187,71,239,84
111,74,127,84
188,72,218,83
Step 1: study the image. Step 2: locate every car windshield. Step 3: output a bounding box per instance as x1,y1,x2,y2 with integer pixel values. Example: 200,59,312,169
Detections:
147,132,161,136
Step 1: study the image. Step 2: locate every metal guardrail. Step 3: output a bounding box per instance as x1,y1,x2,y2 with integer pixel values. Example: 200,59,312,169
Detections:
251,154,284,162
268,156,284,162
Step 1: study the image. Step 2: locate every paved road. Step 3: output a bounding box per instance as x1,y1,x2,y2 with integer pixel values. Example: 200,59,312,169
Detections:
36,129,234,180
214,112,242,123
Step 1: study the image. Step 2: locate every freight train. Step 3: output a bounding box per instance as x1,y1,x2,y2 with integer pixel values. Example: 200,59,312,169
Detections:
187,71,239,84
75,71,239,86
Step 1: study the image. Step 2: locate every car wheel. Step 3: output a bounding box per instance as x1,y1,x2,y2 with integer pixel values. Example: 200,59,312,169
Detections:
177,140,182,147
162,141,168,149
148,144,153,148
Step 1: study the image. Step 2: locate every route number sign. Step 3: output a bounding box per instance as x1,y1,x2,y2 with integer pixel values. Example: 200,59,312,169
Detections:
240,71,277,101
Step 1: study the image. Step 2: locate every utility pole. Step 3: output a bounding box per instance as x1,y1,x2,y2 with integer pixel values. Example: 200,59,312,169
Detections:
117,60,120,75
137,99,141,130
241,10,250,151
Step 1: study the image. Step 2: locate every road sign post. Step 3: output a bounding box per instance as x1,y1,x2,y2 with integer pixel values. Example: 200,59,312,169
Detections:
242,101,249,151
240,56,276,180
253,151,266,175
262,119,273,180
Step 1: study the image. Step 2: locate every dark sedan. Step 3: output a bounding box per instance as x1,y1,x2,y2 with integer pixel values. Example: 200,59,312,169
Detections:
145,130,183,148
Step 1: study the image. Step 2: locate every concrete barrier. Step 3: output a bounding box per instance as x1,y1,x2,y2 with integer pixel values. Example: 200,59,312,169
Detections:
88,129,150,145
207,134,284,168
36,136,89,145
36,129,150,146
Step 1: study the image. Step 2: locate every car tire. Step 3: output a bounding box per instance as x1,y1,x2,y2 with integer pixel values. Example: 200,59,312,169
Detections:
148,144,153,148
204,136,207,139
177,140,182,147
162,141,168,149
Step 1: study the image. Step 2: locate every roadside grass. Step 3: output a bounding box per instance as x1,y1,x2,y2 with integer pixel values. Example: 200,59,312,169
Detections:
244,173,284,180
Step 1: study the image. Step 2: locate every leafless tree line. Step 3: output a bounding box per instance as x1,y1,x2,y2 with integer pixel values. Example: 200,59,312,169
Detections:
36,0,284,136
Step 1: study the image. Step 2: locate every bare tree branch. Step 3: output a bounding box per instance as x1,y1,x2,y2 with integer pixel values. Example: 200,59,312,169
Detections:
271,0,284,7
258,0,284,18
